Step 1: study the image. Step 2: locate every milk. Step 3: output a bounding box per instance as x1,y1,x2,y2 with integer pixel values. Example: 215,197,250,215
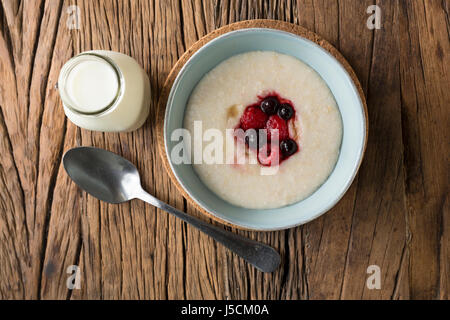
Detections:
58,50,150,132
66,59,119,113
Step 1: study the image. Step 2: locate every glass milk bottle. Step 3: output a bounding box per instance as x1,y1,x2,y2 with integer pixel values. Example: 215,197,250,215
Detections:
58,50,150,132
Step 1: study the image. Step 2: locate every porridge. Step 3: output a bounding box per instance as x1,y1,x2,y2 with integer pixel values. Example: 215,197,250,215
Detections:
183,51,342,209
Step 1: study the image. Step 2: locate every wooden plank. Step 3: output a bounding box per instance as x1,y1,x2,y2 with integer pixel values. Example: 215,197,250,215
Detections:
398,0,449,299
338,0,409,300
0,0,68,299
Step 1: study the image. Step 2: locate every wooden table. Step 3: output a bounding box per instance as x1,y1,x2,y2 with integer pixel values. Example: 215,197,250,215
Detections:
0,0,448,300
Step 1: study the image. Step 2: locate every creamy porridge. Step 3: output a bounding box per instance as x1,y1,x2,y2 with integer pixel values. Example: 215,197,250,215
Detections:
183,51,342,209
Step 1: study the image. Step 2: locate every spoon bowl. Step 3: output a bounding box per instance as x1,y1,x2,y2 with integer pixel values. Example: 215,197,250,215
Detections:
64,147,140,203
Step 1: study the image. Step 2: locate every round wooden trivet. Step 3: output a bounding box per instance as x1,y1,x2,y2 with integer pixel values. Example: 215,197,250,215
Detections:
156,19,368,230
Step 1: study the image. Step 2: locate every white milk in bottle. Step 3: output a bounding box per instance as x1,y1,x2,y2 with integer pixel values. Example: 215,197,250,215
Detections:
58,50,150,132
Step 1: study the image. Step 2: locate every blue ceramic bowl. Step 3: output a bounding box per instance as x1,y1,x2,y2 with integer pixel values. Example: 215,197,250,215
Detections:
164,28,367,230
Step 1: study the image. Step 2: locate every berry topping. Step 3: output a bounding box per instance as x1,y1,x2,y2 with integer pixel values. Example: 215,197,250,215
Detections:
260,97,279,115
280,139,298,158
236,92,299,166
278,103,294,120
258,145,281,167
240,106,268,131
265,115,289,141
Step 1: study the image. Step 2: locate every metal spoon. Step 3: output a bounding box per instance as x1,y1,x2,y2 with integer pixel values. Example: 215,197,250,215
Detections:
63,146,280,272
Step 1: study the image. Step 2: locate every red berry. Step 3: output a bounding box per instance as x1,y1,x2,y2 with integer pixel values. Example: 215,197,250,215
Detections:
240,106,268,131
265,115,289,141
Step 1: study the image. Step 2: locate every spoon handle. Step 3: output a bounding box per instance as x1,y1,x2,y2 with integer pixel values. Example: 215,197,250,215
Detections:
137,190,280,273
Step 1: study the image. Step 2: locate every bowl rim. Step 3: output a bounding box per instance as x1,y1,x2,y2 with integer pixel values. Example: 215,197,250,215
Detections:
163,26,368,231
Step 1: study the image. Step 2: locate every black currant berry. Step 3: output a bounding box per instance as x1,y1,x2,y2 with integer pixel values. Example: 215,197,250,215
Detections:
260,97,279,115
280,139,298,157
278,103,294,120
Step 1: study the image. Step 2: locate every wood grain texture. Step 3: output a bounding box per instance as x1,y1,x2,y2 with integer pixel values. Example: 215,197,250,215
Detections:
0,0,448,300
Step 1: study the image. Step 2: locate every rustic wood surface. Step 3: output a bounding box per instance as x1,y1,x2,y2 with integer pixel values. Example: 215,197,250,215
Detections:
0,0,448,300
